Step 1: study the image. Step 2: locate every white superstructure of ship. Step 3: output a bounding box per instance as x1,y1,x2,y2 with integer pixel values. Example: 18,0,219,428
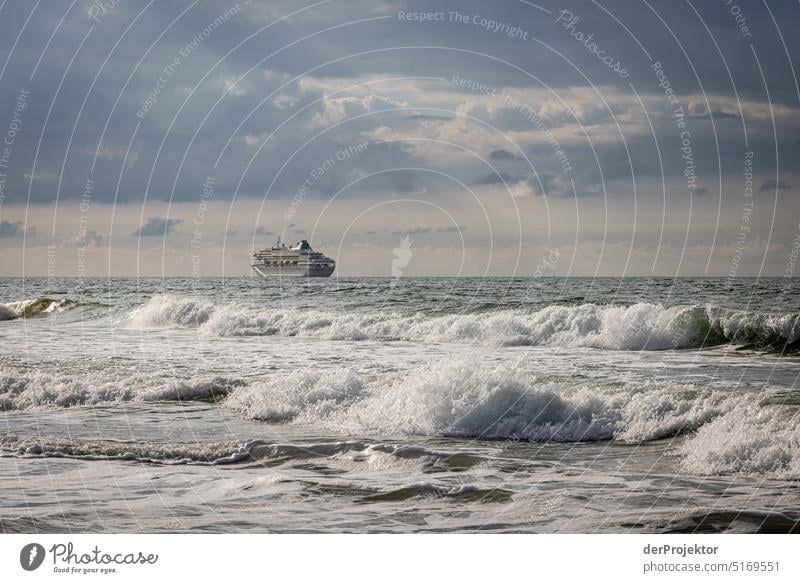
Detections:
251,239,335,278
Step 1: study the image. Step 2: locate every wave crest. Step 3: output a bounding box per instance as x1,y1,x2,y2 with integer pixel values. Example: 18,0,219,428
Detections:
680,401,800,480
0,367,242,410
131,294,800,350
0,298,77,320
224,359,748,443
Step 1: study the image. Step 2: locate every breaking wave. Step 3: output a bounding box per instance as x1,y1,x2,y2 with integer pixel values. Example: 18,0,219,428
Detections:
224,359,746,442
131,294,800,351
0,367,242,411
4,354,798,479
680,400,800,480
222,359,800,479
0,297,77,320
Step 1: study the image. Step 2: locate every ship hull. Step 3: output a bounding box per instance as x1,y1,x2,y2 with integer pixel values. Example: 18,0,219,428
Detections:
252,264,335,278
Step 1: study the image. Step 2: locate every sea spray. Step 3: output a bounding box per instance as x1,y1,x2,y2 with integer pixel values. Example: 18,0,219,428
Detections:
224,358,753,443
131,294,800,350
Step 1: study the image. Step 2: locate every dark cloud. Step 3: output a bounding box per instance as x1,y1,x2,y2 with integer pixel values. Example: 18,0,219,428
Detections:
396,227,431,235
689,110,742,120
759,180,791,192
0,220,27,238
254,226,273,236
686,102,741,120
473,172,525,185
133,218,183,237
0,0,796,214
489,149,517,161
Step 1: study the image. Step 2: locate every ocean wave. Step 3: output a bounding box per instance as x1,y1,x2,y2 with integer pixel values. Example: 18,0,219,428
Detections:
224,359,748,443
360,483,514,503
0,297,77,320
223,359,800,479
131,294,800,350
0,367,241,411
680,400,800,480
0,435,468,469
0,435,258,465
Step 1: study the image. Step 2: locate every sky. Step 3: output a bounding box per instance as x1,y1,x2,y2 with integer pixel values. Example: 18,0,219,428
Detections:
0,0,798,277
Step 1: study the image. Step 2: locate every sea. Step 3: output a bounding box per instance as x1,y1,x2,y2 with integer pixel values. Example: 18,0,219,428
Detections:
1,276,799,533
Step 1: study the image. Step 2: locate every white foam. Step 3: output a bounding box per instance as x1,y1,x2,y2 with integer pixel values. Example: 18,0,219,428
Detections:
130,294,216,327
0,368,134,410
225,358,745,443
0,367,241,410
681,400,800,480
225,368,366,422
133,294,797,350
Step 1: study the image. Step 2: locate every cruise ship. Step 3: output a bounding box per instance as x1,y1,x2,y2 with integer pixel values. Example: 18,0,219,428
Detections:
251,239,336,278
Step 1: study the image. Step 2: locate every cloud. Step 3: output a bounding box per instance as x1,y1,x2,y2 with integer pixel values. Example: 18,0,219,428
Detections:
309,94,410,130
0,220,37,238
406,114,453,121
254,226,273,236
686,101,741,120
63,229,103,248
133,217,183,237
473,172,525,185
493,171,604,199
489,149,517,160
759,179,791,192
378,225,466,236
395,227,431,235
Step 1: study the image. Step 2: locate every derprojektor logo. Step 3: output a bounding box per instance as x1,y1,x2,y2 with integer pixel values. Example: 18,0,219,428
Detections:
19,543,46,571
